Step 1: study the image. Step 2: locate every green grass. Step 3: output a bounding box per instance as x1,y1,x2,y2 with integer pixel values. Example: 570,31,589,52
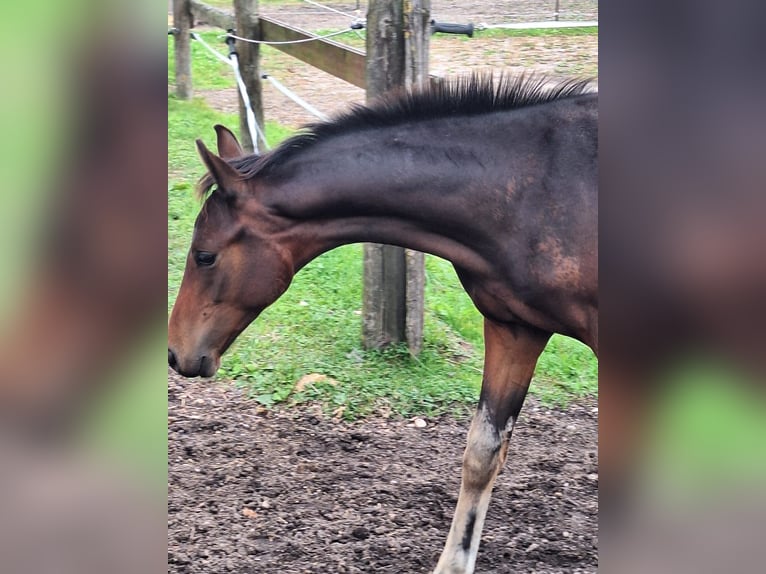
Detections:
316,25,598,50
168,30,240,91
470,26,598,39
168,27,598,420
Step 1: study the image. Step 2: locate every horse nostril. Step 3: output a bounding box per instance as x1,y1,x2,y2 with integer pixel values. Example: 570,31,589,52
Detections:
168,349,178,371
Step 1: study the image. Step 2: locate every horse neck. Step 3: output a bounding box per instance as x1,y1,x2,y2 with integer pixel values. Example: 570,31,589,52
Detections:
260,120,508,274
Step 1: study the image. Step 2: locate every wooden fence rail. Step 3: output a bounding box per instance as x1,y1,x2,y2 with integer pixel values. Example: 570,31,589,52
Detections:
189,0,234,29
260,16,366,88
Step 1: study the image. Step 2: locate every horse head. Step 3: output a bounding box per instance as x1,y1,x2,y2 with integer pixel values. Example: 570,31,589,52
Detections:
168,126,294,377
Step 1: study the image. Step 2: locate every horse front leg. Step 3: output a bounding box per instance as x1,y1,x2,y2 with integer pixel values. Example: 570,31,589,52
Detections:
434,320,550,574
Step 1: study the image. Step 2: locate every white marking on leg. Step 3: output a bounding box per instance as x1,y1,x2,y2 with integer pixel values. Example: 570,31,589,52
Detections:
504,415,517,435
434,406,515,574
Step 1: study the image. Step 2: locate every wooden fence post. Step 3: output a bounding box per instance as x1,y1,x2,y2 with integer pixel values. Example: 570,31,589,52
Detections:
403,0,430,354
232,0,265,153
173,0,193,99
363,0,428,353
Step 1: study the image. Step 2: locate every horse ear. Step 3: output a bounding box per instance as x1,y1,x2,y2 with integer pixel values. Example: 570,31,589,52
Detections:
196,139,243,193
214,124,244,160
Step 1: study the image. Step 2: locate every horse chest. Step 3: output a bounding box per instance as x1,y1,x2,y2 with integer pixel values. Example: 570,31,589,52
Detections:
460,275,527,325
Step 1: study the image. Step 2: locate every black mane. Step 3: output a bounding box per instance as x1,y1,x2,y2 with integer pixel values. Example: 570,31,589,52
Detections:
198,73,593,197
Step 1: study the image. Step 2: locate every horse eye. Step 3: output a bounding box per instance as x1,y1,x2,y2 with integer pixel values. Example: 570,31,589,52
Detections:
194,251,217,267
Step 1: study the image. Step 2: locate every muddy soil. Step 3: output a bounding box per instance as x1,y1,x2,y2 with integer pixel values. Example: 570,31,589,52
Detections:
168,373,597,573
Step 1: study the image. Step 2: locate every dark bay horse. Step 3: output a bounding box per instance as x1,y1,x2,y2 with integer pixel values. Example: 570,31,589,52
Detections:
168,74,597,574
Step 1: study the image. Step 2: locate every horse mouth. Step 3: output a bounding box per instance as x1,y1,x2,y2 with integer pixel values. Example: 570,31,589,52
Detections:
168,351,220,379
197,355,219,378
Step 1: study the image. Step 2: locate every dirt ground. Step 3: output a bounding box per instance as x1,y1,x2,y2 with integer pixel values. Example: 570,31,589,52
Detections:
170,2,598,572
168,374,597,573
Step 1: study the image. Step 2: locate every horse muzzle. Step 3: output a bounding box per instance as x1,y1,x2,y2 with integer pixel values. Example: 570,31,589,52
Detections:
168,348,220,378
